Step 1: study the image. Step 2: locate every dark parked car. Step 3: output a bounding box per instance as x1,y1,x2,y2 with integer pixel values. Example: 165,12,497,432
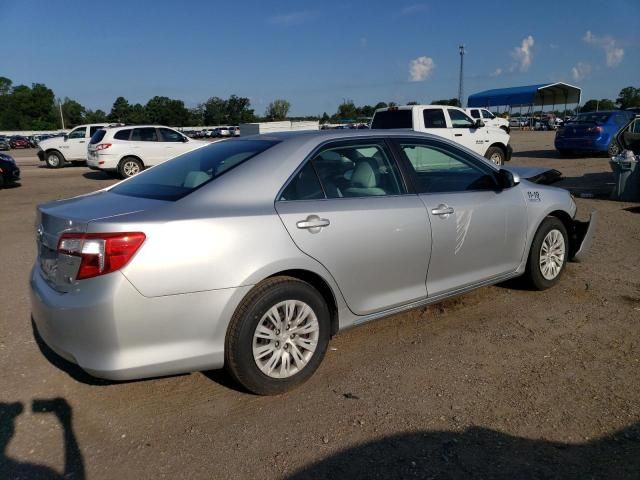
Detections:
555,110,634,156
9,136,30,149
0,136,10,151
0,153,20,188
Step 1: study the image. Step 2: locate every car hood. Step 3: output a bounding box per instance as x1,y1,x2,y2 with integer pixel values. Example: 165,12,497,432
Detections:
37,137,66,150
504,166,562,185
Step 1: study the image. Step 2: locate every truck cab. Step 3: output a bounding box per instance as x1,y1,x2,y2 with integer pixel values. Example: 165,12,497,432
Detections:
37,123,111,168
466,108,510,133
371,105,512,165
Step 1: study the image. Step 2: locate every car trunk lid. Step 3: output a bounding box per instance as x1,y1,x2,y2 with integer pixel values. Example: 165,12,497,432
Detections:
36,190,168,291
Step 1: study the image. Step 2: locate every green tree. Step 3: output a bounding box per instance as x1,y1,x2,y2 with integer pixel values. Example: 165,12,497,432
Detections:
84,109,108,123
320,112,330,123
0,76,12,96
265,99,291,120
616,87,640,109
580,99,616,112
431,98,461,107
406,101,419,105
226,95,255,124
188,105,204,126
357,105,375,117
336,99,358,120
128,103,148,124
145,96,189,126
373,102,388,110
203,96,227,125
60,97,86,127
109,96,131,123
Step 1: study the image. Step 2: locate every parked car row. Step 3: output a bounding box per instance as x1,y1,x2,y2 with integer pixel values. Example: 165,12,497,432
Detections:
555,110,635,156
183,127,241,138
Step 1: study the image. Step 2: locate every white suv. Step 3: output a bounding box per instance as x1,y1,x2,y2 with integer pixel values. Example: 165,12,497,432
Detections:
37,123,112,168
87,125,207,178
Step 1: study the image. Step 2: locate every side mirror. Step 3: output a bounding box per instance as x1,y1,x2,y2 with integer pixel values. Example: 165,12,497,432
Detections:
498,169,520,188
182,136,189,142
474,119,485,129
63,134,68,141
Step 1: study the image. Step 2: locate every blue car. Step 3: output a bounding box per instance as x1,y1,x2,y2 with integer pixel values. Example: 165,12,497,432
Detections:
555,110,634,156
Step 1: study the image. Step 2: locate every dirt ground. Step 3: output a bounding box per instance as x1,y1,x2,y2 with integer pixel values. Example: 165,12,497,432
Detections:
1,131,639,479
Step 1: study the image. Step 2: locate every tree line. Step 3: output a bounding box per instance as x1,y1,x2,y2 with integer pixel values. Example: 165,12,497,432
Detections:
0,75,637,130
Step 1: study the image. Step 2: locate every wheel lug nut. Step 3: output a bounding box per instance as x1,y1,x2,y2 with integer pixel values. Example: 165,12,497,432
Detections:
284,344,288,350
275,330,280,335
275,341,280,347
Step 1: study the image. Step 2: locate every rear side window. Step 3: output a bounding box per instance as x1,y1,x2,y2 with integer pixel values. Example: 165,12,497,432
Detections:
110,139,278,201
131,128,158,141
370,110,413,129
89,125,104,137
114,129,132,140
423,109,446,128
469,109,480,119
158,128,184,142
89,129,106,144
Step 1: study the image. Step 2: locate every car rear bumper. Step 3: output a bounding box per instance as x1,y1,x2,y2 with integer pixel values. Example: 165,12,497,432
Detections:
570,211,597,262
555,136,610,152
30,265,252,380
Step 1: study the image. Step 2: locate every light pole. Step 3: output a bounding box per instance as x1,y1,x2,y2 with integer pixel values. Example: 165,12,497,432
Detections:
458,45,465,107
58,101,65,130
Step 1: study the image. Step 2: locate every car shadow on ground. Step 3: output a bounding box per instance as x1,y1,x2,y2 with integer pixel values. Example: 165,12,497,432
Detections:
287,424,640,480
82,171,116,181
555,172,614,198
0,182,21,189
0,399,85,480
512,149,561,160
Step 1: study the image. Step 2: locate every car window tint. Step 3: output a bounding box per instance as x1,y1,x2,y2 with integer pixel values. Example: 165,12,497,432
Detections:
279,162,325,201
159,128,184,142
131,128,158,142
631,119,640,134
68,127,86,139
370,110,413,129
310,142,404,198
423,109,447,128
111,139,278,201
397,141,498,193
448,109,475,128
90,129,106,144
469,109,480,119
114,129,132,141
481,109,495,119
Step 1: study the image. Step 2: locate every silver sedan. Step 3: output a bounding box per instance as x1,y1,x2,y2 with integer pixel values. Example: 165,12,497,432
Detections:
30,130,595,394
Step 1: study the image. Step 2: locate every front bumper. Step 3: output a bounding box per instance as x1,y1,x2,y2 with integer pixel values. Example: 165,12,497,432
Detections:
30,265,251,380
37,150,45,162
570,211,597,262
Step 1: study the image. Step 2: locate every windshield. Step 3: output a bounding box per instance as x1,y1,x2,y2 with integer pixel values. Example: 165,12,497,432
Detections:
110,139,278,201
371,110,413,129
572,112,612,124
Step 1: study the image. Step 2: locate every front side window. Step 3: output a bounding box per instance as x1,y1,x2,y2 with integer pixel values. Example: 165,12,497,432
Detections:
394,140,498,193
312,142,403,198
481,109,495,119
110,139,278,201
423,109,447,128
131,127,158,142
68,127,86,139
159,128,184,142
448,109,475,128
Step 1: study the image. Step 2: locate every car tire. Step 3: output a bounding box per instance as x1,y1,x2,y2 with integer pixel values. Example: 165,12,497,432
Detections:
484,146,505,166
0,173,4,189
524,217,568,291
45,151,64,169
118,157,143,179
225,276,330,395
607,141,621,157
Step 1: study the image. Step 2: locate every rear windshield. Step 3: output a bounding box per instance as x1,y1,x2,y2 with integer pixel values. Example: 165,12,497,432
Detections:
572,112,612,124
370,110,413,129
110,139,279,201
90,129,106,144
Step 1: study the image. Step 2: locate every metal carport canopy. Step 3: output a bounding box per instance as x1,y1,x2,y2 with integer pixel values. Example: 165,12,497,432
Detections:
467,82,581,108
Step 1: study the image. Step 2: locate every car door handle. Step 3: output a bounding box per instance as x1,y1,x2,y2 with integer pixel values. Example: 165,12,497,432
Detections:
454,133,463,137
431,204,454,216
296,215,330,230
79,140,85,143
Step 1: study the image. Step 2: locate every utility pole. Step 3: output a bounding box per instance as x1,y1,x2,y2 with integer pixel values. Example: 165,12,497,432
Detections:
458,45,465,108
58,101,65,130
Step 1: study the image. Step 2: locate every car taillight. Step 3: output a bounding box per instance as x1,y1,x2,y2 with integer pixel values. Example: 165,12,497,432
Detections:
588,126,603,133
95,143,112,151
57,232,145,280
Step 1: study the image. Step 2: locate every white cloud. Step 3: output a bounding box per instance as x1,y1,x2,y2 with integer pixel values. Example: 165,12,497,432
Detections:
583,31,624,67
268,11,314,26
490,68,503,77
510,35,534,72
571,62,592,82
396,4,428,16
408,56,435,82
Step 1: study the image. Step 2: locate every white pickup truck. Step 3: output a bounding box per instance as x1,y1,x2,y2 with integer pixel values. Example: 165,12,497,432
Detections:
371,105,512,165
37,123,113,168
466,108,510,133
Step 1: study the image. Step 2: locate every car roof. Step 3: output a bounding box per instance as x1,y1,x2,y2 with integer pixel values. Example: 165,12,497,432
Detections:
105,124,177,130
240,128,457,145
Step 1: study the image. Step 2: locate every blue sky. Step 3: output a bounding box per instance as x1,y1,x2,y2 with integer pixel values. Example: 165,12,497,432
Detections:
0,0,638,115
